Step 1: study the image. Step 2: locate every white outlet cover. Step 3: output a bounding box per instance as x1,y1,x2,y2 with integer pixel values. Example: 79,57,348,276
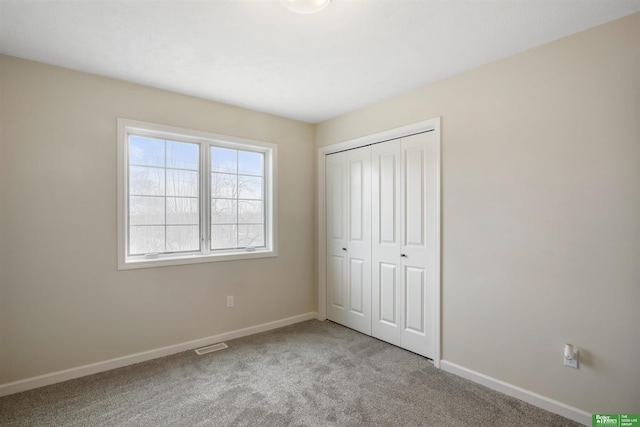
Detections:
564,353,579,369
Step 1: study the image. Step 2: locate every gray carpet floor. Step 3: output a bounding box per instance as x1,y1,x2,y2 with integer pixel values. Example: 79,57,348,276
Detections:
0,319,580,426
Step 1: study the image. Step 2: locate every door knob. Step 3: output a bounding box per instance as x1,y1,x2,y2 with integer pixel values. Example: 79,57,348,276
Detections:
401,254,407,258
342,248,347,251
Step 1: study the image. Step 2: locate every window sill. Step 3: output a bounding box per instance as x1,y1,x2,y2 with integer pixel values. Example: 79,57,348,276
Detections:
118,248,277,270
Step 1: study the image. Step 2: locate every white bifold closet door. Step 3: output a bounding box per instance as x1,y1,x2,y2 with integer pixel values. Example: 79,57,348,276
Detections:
326,130,437,359
325,146,372,335
371,131,438,358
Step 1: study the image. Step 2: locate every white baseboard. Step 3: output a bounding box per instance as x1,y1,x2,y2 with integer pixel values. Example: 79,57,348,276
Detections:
0,312,319,397
440,360,591,426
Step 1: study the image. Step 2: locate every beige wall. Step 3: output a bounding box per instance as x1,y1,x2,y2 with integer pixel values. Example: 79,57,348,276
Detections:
317,13,640,414
0,56,316,383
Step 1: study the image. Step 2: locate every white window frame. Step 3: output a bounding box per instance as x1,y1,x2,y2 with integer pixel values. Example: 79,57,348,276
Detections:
117,118,277,270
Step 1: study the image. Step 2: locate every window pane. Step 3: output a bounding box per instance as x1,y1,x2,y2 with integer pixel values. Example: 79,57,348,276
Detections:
129,225,164,255
167,141,198,170
166,197,199,225
130,166,164,196
238,224,264,248
167,169,198,197
238,200,262,224
238,151,263,176
211,172,237,198
129,136,164,167
211,199,237,224
130,196,164,225
211,224,237,250
211,147,237,173
166,226,200,252
238,176,262,200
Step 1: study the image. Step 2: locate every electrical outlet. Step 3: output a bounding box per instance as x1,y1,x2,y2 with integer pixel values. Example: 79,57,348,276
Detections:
226,296,234,308
564,350,579,369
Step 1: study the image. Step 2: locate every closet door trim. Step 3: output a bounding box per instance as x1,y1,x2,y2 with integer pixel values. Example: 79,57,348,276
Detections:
317,117,441,367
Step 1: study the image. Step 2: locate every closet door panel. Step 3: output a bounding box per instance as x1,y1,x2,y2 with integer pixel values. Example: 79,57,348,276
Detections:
349,161,364,241
379,154,397,244
404,148,425,247
371,140,401,345
328,255,345,309
345,147,372,334
379,262,397,324
325,153,347,325
404,266,425,333
400,132,437,359
349,258,364,314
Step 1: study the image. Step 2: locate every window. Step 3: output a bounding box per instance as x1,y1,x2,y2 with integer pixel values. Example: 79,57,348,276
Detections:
118,119,277,269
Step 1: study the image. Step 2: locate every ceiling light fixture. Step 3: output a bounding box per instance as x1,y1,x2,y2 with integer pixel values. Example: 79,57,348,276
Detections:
280,0,332,14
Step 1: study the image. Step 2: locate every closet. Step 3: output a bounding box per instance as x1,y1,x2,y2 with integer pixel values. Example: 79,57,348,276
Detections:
325,145,372,335
325,130,439,359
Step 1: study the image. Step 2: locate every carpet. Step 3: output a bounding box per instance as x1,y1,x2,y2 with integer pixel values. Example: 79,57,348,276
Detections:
0,319,580,426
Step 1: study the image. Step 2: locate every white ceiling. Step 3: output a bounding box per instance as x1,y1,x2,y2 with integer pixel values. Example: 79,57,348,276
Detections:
1,1,638,124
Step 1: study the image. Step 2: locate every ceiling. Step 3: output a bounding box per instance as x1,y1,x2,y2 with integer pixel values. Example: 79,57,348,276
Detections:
1,1,638,124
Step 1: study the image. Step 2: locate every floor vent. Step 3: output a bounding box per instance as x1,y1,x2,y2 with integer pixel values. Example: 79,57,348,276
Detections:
194,343,228,355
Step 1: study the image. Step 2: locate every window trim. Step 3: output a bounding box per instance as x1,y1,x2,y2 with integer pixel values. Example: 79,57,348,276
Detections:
117,118,277,270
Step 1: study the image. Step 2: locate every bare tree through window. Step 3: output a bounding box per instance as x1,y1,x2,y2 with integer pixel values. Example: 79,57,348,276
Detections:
210,147,265,250
127,135,266,256
128,136,199,255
